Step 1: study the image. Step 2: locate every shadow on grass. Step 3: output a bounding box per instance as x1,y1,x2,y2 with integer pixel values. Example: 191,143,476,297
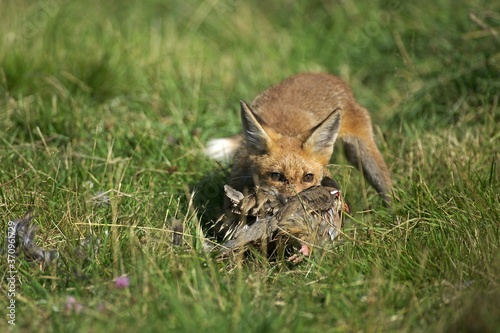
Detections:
191,166,230,241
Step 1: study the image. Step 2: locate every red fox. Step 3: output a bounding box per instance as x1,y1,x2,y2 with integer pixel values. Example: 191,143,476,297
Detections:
206,73,392,205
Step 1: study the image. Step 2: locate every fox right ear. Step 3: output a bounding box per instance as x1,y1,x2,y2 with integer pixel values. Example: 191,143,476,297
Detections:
240,100,270,154
303,108,342,161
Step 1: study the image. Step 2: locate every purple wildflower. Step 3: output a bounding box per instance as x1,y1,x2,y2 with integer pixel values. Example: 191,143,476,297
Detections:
65,296,84,313
114,275,130,289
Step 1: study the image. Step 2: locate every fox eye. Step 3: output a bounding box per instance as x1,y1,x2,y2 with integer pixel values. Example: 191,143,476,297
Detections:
270,172,285,182
303,173,314,183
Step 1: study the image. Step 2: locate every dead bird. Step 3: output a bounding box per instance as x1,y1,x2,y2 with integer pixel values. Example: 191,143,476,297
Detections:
214,184,287,240
220,180,347,261
224,184,288,219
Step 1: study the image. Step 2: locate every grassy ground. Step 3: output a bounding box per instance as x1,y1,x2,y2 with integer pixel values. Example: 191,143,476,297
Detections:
1,0,499,332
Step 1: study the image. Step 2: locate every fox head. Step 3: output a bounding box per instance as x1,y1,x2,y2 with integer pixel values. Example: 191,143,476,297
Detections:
240,100,342,197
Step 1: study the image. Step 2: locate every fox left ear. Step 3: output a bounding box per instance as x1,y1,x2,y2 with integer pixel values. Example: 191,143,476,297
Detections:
240,100,271,154
303,108,342,158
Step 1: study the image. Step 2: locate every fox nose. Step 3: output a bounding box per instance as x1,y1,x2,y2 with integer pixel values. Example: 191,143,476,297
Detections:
285,183,300,195
287,182,312,195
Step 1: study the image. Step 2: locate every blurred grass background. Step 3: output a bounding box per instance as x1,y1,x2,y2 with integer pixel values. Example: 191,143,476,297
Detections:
1,0,499,332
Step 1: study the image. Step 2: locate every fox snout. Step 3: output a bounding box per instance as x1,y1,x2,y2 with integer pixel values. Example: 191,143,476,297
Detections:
259,179,320,197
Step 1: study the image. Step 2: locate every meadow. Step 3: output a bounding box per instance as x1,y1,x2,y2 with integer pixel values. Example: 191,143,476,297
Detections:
1,0,499,332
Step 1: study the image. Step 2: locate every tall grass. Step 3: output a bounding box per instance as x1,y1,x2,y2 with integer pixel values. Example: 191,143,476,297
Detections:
1,0,499,332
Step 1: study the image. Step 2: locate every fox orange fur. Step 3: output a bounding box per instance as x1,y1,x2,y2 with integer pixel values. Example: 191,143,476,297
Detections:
206,73,392,206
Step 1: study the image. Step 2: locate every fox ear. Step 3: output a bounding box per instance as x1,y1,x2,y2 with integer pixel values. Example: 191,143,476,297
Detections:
240,100,270,154
303,108,342,157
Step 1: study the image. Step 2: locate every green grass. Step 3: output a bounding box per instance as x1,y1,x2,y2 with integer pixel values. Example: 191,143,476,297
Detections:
1,0,499,332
